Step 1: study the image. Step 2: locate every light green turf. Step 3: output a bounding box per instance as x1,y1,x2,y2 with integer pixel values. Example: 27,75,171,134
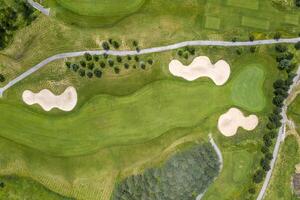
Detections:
56,0,145,17
264,135,300,200
241,16,270,30
231,65,266,112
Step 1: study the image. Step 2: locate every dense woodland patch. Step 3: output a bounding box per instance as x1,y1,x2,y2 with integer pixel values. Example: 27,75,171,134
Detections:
0,0,36,50
112,143,220,200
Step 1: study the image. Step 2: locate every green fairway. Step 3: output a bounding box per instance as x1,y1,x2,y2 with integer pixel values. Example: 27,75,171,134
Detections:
231,65,266,112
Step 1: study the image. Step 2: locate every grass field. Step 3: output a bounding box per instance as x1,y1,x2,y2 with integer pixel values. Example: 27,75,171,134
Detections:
0,0,298,199
231,65,266,112
264,135,300,200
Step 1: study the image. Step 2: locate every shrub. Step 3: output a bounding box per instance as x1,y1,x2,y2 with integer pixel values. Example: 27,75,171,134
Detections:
114,67,120,74
274,32,281,40
265,152,273,160
71,64,79,72
263,136,273,147
249,34,255,41
253,170,264,183
134,56,139,62
108,59,114,67
183,52,189,59
261,145,269,154
103,53,108,59
65,62,71,68
80,60,86,67
127,55,132,60
147,59,153,65
88,62,95,70
133,40,138,47
250,46,256,53
275,44,287,53
278,59,291,70
84,53,92,61
295,41,300,50
140,62,146,70
116,56,122,63
112,41,120,49
78,69,85,77
87,71,93,78
177,50,183,56
93,55,99,62
248,187,256,194
124,63,130,69
0,74,5,82
102,41,110,51
100,61,106,68
94,69,102,78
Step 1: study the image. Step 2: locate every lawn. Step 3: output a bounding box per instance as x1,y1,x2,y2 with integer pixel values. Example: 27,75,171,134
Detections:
264,135,300,200
231,64,266,112
0,0,296,199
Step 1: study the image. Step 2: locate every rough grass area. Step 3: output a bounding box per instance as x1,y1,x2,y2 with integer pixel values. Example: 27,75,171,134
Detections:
264,135,300,200
231,65,266,112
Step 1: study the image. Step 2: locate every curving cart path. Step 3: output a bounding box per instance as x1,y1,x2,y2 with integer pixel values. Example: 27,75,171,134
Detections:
27,0,50,16
1,37,300,97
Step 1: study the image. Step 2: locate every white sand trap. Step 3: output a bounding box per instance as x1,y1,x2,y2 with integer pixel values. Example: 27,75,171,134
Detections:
22,86,77,111
169,56,231,85
218,108,259,137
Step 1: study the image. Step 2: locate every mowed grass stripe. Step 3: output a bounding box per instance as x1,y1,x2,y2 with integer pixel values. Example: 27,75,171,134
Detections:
241,16,270,30
227,0,259,10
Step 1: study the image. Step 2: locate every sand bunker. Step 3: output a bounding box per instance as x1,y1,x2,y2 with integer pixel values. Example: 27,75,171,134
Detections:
169,56,231,85
218,108,258,137
22,86,77,111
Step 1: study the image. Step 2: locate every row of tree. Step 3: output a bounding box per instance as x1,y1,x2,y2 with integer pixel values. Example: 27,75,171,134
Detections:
249,44,299,194
112,143,220,200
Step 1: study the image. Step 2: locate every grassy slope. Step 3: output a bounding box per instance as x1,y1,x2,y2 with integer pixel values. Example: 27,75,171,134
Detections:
264,135,300,200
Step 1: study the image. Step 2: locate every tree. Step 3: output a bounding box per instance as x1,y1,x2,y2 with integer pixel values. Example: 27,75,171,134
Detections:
236,48,242,55
108,59,114,67
102,41,110,51
78,69,85,77
114,67,120,74
93,55,99,62
265,152,273,160
272,95,284,107
232,37,237,42
0,74,5,82
278,59,290,70
127,55,132,60
108,38,113,44
133,40,138,47
87,71,93,78
177,50,183,56
249,34,255,42
183,52,189,59
250,46,256,53
134,56,139,62
296,0,300,7
88,62,95,70
116,56,122,63
248,187,255,194
100,61,106,68
275,44,287,53
71,63,79,72
261,145,269,154
253,170,264,183
260,158,271,171
136,47,140,52
112,41,120,49
124,63,130,69
263,135,272,146
274,32,281,40
84,53,92,61
147,59,153,65
295,41,300,50
273,79,285,89
65,62,71,68
80,60,86,67
140,62,146,70
94,69,102,78
103,53,108,59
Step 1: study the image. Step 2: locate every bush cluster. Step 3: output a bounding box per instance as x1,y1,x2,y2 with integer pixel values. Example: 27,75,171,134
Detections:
177,46,196,59
112,144,220,200
65,53,153,79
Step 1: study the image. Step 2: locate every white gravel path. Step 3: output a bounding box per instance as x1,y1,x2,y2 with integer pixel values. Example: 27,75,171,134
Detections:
27,0,50,16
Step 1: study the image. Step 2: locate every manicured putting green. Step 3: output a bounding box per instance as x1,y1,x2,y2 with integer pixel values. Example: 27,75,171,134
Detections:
56,0,145,17
231,65,266,112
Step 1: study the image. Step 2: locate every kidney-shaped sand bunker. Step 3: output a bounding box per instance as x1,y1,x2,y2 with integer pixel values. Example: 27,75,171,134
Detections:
218,108,258,137
22,86,77,112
